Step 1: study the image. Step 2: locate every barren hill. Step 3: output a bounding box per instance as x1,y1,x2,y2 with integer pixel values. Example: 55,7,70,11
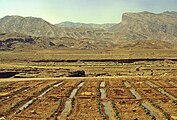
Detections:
55,21,116,30
110,11,177,43
0,12,177,50
0,15,60,37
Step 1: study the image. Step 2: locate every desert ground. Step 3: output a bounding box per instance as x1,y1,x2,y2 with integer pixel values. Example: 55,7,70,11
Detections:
0,49,177,120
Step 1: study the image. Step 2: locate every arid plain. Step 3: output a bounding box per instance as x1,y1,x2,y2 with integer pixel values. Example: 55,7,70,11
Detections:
0,49,177,120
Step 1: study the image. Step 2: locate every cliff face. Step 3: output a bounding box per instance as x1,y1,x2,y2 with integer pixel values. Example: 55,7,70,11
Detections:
110,11,177,42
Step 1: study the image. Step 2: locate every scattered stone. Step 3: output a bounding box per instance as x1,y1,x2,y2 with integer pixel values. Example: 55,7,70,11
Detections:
31,110,36,114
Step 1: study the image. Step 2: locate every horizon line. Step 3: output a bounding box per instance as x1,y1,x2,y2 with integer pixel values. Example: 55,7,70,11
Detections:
0,10,176,24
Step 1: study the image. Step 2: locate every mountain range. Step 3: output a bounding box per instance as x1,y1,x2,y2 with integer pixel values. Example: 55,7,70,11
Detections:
55,21,116,30
0,11,177,50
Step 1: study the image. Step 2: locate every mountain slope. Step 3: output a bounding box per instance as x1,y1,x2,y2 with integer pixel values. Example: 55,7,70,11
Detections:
0,15,60,37
55,21,116,30
110,11,177,42
0,12,177,50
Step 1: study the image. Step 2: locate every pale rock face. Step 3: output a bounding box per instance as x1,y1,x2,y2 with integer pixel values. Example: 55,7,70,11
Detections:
110,11,177,42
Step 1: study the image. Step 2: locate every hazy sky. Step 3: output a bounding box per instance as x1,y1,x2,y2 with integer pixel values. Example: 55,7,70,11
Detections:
1,0,177,24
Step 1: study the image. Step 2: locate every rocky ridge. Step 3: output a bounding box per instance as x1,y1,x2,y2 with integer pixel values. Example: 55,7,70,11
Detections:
0,11,177,50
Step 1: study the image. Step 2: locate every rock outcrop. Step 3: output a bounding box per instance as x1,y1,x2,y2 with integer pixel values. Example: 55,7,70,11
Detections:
110,11,177,42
